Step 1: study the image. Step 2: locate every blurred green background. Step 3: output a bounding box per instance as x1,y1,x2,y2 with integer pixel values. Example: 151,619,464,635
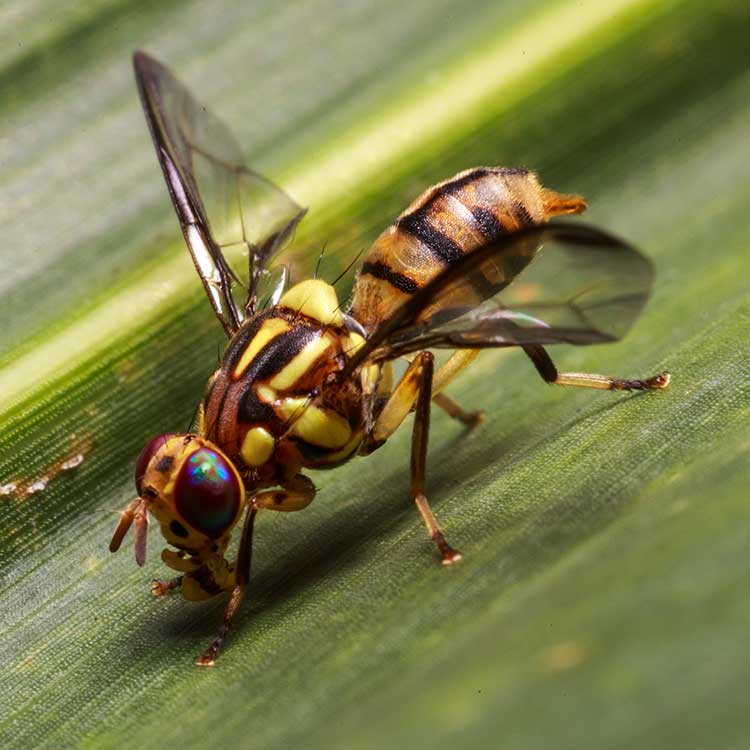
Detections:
1,1,748,748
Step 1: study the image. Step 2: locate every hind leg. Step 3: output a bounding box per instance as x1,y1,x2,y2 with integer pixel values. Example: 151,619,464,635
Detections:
523,345,670,391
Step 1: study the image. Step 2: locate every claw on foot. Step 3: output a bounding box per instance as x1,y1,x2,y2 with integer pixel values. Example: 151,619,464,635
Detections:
432,530,462,566
651,371,671,389
441,549,463,566
151,577,182,597
462,410,485,428
195,653,216,667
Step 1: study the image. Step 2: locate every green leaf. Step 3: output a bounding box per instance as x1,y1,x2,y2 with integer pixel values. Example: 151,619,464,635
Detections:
1,1,748,748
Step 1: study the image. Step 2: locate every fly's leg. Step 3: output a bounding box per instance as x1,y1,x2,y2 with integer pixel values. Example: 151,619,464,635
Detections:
365,351,461,565
250,474,316,512
196,508,257,667
523,345,670,391
431,350,484,426
412,354,462,564
195,476,315,666
151,575,183,597
433,392,484,427
432,349,480,393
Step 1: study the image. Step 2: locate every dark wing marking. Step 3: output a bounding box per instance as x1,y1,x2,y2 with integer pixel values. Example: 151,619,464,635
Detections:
133,51,306,335
344,223,653,373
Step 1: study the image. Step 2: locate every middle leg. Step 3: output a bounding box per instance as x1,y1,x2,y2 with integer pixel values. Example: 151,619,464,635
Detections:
432,349,484,426
432,392,484,427
367,351,462,565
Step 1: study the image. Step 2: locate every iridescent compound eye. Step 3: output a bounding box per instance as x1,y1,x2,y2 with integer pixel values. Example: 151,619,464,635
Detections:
135,433,177,494
173,448,241,538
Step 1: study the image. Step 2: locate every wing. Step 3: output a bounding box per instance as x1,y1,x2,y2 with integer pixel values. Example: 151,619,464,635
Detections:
133,51,306,336
344,223,653,373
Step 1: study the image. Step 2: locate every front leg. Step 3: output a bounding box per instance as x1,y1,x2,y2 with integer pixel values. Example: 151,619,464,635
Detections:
195,474,316,666
365,351,461,565
151,575,183,597
196,508,257,666
251,474,316,512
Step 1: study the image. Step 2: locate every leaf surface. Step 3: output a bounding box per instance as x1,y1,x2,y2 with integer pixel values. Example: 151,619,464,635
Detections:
1,2,748,749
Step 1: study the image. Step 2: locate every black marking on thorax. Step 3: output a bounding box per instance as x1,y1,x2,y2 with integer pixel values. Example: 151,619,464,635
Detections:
222,311,274,370
237,320,321,425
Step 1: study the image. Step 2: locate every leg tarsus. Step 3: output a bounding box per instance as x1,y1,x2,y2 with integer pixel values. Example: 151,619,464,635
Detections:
151,575,183,597
523,344,670,392
415,494,462,565
553,370,670,391
196,584,245,667
433,392,485,427
195,508,257,666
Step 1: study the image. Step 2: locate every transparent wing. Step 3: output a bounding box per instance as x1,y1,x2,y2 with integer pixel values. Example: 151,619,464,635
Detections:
345,223,653,372
133,51,306,335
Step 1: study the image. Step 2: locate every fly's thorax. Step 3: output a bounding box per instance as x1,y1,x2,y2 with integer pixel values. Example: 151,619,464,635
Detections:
137,434,244,552
202,279,370,472
348,166,587,333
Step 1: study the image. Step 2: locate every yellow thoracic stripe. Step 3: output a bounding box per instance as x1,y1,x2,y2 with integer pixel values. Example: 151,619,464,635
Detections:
276,397,352,448
256,384,276,404
269,334,332,390
232,318,291,380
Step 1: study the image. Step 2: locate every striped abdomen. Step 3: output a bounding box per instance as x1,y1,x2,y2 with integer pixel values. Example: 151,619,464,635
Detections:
348,167,587,333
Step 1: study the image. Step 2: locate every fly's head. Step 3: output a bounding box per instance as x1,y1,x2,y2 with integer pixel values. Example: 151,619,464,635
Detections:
110,433,245,565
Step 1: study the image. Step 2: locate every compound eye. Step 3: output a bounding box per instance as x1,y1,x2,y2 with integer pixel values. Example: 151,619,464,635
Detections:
135,433,177,494
174,448,241,538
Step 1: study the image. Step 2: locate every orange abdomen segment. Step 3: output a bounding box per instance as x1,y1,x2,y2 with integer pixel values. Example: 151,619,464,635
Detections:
348,167,586,333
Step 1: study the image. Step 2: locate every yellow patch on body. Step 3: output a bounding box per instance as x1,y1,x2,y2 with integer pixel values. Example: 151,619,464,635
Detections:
269,334,333,390
343,331,366,357
320,429,364,462
256,384,276,403
240,426,276,467
278,279,343,327
276,397,352,448
232,318,291,380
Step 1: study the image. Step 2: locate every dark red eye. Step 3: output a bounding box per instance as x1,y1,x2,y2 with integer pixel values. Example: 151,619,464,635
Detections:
174,448,241,538
135,433,177,494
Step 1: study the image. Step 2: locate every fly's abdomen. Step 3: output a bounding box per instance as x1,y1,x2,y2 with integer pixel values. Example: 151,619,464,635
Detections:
349,167,587,333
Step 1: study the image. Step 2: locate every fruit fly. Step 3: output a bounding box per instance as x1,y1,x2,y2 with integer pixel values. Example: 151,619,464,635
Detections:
110,51,669,666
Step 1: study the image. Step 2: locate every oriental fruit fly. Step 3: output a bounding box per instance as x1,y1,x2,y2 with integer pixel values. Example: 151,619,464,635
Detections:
110,51,670,666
